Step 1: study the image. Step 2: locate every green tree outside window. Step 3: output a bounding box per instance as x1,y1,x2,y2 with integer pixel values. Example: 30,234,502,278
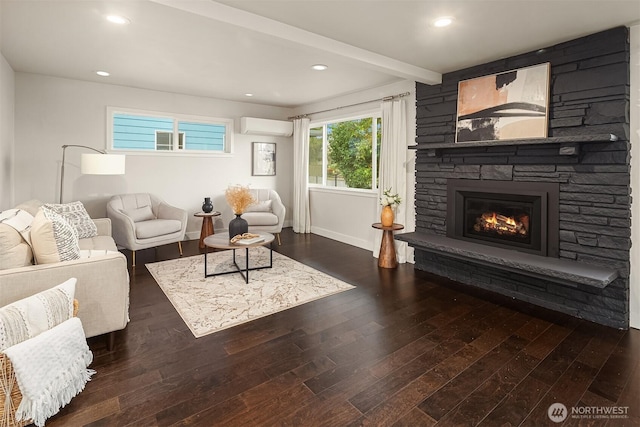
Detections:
309,117,380,189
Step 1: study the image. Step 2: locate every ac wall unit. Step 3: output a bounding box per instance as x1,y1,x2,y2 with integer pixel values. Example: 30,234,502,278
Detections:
240,117,293,137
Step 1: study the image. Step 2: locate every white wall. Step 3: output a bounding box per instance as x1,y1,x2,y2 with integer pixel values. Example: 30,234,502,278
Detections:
292,79,416,253
629,24,640,329
14,73,294,239
0,52,15,210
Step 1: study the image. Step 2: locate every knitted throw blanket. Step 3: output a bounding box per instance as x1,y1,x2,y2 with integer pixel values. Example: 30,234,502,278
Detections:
3,318,95,426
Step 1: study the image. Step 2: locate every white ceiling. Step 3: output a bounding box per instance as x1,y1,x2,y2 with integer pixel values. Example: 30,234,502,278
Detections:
2,0,639,108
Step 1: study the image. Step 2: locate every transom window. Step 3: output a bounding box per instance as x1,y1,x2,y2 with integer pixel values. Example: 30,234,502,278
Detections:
309,114,381,190
108,108,233,154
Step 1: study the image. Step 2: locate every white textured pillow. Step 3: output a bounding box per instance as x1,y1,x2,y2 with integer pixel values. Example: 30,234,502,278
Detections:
31,208,80,264
245,200,272,212
43,202,97,239
123,205,155,222
0,224,32,269
0,278,76,351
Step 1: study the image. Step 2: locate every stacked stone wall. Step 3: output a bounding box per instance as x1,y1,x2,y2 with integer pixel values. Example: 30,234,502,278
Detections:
413,27,630,328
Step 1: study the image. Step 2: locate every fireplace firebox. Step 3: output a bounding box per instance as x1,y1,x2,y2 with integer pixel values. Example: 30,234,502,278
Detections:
446,180,559,257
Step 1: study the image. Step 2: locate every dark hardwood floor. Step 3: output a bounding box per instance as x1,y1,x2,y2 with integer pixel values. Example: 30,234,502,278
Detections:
47,229,639,426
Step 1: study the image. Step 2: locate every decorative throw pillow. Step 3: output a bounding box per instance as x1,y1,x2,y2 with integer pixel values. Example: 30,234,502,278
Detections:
43,202,97,239
245,200,272,212
30,208,80,264
0,209,35,269
0,278,76,351
0,224,32,270
122,205,155,222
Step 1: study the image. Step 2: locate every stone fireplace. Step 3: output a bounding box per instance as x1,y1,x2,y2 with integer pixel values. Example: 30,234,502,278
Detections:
397,27,631,329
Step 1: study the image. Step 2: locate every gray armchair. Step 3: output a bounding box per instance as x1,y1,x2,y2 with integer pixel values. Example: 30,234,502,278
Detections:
241,188,286,244
107,193,187,266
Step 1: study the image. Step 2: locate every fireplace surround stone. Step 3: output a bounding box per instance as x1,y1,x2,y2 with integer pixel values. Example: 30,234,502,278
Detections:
399,27,631,329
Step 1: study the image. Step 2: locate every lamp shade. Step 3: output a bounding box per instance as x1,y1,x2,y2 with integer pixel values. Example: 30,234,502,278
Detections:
81,153,126,175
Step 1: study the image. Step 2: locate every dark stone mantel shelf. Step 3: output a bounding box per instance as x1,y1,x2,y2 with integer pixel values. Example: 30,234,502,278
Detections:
411,134,618,156
396,232,618,289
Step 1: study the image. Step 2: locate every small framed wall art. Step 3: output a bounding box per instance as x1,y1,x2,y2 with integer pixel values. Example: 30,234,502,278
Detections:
455,62,551,143
252,142,276,176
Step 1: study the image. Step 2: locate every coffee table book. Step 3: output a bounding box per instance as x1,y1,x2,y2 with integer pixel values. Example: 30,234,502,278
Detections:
234,236,265,245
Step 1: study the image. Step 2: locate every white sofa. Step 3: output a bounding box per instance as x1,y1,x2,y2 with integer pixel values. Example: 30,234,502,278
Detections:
0,200,130,348
241,188,286,244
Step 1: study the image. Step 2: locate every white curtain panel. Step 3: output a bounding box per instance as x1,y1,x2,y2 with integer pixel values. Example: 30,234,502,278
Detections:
374,98,409,262
292,118,311,233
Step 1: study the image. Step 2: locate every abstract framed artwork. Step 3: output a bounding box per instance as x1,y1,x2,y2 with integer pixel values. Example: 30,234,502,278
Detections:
455,62,551,143
252,142,276,176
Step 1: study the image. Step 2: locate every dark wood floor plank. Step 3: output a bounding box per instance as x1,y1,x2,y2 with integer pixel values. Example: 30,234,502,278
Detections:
222,324,300,355
349,337,467,414
613,340,640,424
224,383,316,426
514,317,553,342
476,375,551,426
356,371,449,425
368,335,438,379
575,329,625,371
522,323,575,362
562,390,617,427
522,360,599,426
110,367,269,425
305,312,444,395
392,407,437,427
435,351,541,426
65,369,162,410
528,325,592,387
48,398,120,427
588,328,639,403
169,394,249,427
40,230,638,426
418,335,529,421
162,355,336,426
279,394,363,426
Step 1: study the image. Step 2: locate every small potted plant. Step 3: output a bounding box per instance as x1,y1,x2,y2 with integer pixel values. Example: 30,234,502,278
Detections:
380,188,401,227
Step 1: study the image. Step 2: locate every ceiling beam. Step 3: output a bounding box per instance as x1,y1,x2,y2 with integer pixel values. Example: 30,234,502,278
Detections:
151,0,442,85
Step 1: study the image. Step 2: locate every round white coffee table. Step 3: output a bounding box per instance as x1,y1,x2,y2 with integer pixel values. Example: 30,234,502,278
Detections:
202,232,275,283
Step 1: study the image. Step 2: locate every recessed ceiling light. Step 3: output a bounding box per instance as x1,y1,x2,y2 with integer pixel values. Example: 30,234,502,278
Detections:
106,15,130,25
433,17,453,27
245,93,254,97
96,71,110,77
311,64,328,71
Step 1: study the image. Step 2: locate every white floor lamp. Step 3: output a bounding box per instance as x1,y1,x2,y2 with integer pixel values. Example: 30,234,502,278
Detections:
59,144,126,203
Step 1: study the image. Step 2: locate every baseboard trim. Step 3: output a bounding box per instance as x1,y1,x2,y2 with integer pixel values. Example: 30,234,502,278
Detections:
310,226,373,251
185,231,200,240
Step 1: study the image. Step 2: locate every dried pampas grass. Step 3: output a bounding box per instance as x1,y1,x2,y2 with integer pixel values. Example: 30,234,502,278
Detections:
225,185,255,214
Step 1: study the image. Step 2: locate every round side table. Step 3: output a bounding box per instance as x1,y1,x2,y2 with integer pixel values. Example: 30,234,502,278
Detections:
194,211,221,249
372,222,404,268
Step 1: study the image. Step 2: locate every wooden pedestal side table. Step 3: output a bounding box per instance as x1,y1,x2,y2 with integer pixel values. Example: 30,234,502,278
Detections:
372,222,404,268
194,211,221,249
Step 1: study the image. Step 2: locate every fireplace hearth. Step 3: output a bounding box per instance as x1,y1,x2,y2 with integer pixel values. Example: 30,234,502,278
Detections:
446,180,559,257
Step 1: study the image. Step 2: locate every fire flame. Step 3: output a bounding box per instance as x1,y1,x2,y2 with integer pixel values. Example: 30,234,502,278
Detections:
475,211,528,236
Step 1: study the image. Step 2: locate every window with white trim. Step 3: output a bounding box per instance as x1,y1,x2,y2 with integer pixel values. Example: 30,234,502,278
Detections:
309,113,381,190
108,108,233,154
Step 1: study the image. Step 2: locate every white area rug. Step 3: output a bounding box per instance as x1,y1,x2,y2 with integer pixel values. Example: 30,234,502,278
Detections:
146,247,355,338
